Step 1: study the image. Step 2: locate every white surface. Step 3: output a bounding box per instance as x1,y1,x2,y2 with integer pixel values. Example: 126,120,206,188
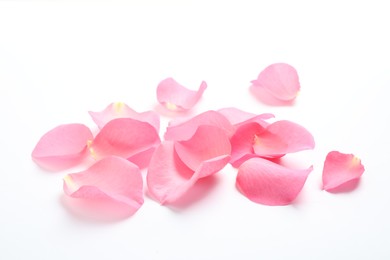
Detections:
1,1,389,259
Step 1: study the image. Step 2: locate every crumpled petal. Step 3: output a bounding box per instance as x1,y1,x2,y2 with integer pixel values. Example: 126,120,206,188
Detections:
322,151,365,191
63,156,143,214
164,110,235,141
32,124,93,171
89,102,160,132
217,107,274,127
251,63,300,101
156,77,207,111
147,126,231,204
236,158,313,206
253,120,315,157
89,118,161,165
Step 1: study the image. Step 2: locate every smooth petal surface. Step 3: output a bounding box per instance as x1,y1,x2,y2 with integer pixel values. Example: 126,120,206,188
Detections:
218,107,274,127
322,151,365,191
89,118,161,161
174,125,231,172
147,140,230,204
89,102,160,132
253,120,315,157
164,110,235,141
237,158,313,206
252,63,300,101
63,156,143,214
156,77,207,111
32,124,93,171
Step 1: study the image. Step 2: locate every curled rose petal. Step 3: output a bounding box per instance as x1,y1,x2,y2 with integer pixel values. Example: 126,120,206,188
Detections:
237,158,313,206
32,124,93,171
89,102,160,132
63,156,143,215
217,107,274,127
164,110,235,141
156,77,207,111
147,126,231,204
89,118,161,163
251,63,300,101
322,151,365,191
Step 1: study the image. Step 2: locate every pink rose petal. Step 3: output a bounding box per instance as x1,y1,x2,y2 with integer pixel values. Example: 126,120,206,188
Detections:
89,118,161,163
156,77,207,111
251,63,300,101
217,107,274,127
32,124,93,171
147,126,231,204
89,102,160,132
164,110,235,141
63,156,143,215
253,120,315,157
237,158,313,206
322,151,365,191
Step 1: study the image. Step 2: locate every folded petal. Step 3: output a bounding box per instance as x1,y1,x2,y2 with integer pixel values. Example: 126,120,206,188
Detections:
174,125,231,172
156,77,207,111
89,102,160,132
322,151,365,191
89,118,161,161
253,120,315,157
63,156,143,214
251,63,300,101
147,140,230,204
32,124,93,171
237,158,313,206
164,110,235,141
217,107,274,127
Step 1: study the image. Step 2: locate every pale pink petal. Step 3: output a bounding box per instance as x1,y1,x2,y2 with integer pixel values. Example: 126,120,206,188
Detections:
237,158,313,206
89,118,161,161
217,107,274,127
32,124,93,171
253,120,315,157
230,122,266,167
174,125,231,172
322,151,365,191
63,156,143,214
147,140,230,204
89,102,160,132
164,110,235,141
251,63,300,101
156,77,207,111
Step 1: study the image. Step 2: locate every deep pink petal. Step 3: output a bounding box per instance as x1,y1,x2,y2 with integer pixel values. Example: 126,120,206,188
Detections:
147,140,230,204
164,110,235,141
174,125,231,172
237,158,313,206
156,77,207,111
89,102,160,132
217,107,274,127
253,120,315,157
230,122,266,167
89,118,161,161
63,156,143,214
32,124,93,171
322,151,365,191
251,63,300,101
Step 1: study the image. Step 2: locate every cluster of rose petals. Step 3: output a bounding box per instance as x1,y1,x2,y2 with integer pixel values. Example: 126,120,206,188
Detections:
32,68,365,218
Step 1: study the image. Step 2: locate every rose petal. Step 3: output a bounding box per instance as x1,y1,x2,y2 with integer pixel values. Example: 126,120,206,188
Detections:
237,158,313,206
251,63,300,101
147,140,230,204
156,77,207,111
253,120,315,157
164,110,235,141
32,124,93,171
89,118,161,161
217,107,274,127
322,151,365,191
174,125,231,172
63,156,143,214
89,102,160,132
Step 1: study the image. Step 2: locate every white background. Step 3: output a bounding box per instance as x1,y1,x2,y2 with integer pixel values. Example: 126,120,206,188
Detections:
1,1,389,259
